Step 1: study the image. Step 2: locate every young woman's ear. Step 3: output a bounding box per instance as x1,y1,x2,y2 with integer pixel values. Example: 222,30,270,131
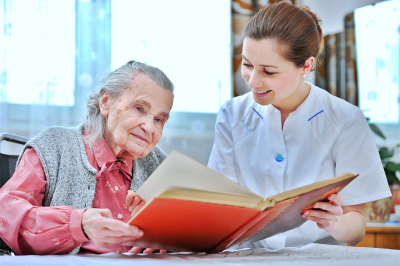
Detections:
302,56,315,77
99,91,110,117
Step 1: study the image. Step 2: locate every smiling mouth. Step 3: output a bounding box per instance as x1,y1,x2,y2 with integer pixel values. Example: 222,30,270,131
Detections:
253,89,272,96
132,134,149,143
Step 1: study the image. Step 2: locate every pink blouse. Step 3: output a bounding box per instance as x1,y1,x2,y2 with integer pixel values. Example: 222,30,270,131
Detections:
0,135,136,255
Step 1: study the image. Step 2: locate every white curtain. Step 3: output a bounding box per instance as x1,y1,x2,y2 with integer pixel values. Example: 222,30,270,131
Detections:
0,0,111,154
0,0,231,165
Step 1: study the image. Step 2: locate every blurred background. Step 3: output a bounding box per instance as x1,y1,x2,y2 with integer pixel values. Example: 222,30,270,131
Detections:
0,0,399,167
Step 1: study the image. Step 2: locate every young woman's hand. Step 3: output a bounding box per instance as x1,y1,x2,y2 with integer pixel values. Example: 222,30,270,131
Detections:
301,193,344,230
81,208,143,248
125,191,167,254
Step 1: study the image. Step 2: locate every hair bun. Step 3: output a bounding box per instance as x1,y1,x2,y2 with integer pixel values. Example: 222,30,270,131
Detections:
299,5,324,51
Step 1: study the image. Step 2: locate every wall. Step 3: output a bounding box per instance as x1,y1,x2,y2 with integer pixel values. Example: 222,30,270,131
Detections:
300,0,400,164
297,0,386,35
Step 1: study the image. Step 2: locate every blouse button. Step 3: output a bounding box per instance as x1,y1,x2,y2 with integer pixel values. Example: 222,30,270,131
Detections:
114,186,119,191
275,154,283,162
118,214,123,219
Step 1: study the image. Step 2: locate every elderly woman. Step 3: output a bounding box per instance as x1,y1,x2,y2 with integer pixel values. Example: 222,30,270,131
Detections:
0,60,174,255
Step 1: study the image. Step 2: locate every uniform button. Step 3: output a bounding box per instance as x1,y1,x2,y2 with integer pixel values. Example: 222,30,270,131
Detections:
114,186,119,191
275,154,283,162
118,214,123,219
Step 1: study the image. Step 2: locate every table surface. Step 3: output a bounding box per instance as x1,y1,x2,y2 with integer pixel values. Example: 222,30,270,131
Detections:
1,243,399,266
366,222,400,232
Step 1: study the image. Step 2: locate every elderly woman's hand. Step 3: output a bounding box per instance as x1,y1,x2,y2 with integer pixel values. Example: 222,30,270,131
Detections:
82,208,143,248
301,194,344,230
126,190,145,217
125,191,167,254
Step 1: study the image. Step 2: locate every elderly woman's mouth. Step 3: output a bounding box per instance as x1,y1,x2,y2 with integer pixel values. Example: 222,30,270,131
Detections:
132,134,149,143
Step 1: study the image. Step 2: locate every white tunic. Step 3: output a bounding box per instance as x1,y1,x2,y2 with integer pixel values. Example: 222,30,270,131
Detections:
208,83,391,249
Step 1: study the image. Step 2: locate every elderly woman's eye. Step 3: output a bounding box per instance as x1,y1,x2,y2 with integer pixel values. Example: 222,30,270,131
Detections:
136,106,143,112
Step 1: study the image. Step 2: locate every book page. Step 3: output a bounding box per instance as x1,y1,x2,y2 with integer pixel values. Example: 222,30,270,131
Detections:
135,151,260,207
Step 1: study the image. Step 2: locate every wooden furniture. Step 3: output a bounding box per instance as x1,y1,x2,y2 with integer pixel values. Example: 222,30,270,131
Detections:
353,223,400,250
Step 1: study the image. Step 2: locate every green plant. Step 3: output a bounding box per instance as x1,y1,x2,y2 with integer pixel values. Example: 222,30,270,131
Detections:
367,117,400,186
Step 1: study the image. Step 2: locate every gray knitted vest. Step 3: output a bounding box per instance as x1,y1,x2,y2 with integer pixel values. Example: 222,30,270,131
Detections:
16,124,167,254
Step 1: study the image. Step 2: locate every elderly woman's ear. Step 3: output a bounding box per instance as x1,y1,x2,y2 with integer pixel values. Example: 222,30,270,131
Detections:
99,91,110,117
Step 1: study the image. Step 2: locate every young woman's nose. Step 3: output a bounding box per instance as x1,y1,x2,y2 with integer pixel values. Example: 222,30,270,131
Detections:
247,70,263,89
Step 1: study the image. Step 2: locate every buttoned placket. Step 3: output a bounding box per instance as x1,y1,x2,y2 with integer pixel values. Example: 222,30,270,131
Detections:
270,107,287,196
108,161,131,221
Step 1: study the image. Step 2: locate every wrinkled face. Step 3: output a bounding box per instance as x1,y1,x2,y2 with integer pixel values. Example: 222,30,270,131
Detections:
100,73,173,160
241,37,304,108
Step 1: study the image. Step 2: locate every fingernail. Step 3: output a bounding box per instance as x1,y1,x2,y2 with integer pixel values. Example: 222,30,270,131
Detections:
137,230,143,237
134,196,140,203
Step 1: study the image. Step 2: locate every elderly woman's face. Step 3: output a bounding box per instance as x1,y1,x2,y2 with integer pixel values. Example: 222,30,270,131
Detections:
100,73,173,160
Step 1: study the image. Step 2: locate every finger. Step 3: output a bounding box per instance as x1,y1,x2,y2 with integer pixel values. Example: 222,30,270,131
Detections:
328,194,344,206
307,209,340,221
100,219,144,238
131,200,145,216
128,246,145,254
143,248,157,254
314,218,332,229
160,249,167,254
313,202,343,215
126,191,135,209
100,234,146,246
129,196,142,213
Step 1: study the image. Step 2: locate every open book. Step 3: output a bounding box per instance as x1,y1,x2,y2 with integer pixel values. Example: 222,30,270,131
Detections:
128,150,358,252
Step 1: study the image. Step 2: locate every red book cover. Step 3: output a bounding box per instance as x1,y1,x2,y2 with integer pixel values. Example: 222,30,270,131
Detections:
128,174,357,253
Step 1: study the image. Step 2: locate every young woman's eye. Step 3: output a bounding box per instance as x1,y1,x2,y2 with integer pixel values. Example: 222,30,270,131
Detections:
242,63,252,67
264,70,275,76
155,118,164,123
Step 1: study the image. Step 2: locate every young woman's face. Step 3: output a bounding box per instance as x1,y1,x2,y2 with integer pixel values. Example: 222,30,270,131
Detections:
241,37,304,108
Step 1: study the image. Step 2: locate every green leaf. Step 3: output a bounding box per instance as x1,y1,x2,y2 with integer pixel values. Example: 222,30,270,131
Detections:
369,123,386,140
379,147,394,159
384,168,398,185
385,161,400,172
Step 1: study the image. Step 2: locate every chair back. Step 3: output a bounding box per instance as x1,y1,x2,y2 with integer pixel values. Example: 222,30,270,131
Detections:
0,133,29,255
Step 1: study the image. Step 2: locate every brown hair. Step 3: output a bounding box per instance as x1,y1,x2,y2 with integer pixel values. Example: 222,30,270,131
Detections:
243,2,323,71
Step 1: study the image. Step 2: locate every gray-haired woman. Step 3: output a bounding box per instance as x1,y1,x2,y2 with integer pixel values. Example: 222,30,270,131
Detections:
0,60,174,255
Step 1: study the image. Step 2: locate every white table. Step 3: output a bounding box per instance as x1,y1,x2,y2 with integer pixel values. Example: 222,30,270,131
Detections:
1,243,399,266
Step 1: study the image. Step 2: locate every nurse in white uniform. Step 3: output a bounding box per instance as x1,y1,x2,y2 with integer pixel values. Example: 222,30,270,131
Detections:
208,2,391,250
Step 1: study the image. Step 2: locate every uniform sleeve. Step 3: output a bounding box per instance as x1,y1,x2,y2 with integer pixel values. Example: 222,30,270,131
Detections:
331,108,392,205
207,102,239,183
0,148,89,255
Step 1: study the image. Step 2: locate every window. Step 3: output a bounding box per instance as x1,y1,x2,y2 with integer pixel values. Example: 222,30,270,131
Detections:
355,0,400,124
1,0,232,164
111,0,232,113
1,0,75,106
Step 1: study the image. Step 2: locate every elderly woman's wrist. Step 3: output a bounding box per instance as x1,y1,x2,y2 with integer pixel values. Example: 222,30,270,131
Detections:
70,209,90,242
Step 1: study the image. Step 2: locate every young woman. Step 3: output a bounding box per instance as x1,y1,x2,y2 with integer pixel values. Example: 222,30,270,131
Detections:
208,2,391,250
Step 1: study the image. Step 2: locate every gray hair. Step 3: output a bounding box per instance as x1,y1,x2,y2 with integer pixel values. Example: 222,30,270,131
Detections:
83,60,174,144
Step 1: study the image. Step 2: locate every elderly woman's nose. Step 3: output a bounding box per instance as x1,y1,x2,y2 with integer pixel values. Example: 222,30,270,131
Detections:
139,116,155,133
